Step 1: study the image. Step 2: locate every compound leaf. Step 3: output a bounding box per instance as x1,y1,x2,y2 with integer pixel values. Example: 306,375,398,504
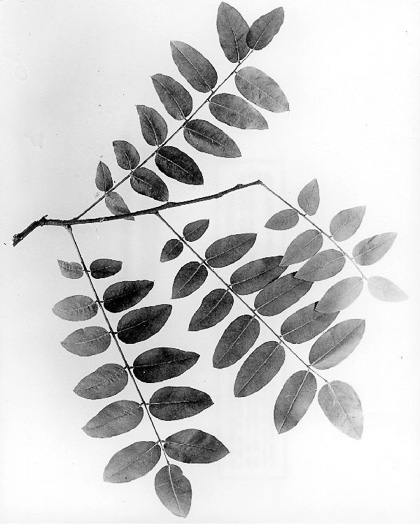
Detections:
103,280,154,313
74,363,128,400
296,249,345,281
205,233,257,268
213,315,260,369
183,219,209,242
149,387,213,421
161,239,184,263
189,289,233,331
172,261,208,299
368,276,408,302
152,73,193,120
254,273,313,316
83,400,144,438
104,441,161,483
133,347,199,383
155,465,192,518
281,229,323,266
117,305,172,344
184,119,241,158
298,179,319,216
274,371,317,434
164,429,229,464
353,233,397,266
265,209,299,231
316,277,364,313
113,140,140,170
209,93,268,130
330,206,366,242
235,66,289,112
280,302,339,344
61,326,111,357
130,167,169,202
57,260,83,279
53,295,98,322
217,2,250,63
171,41,217,93
155,146,203,185
95,161,113,192
247,7,284,50
105,192,134,221
230,255,286,295
90,259,122,279
234,341,285,397
136,105,168,146
318,381,363,439
309,319,365,370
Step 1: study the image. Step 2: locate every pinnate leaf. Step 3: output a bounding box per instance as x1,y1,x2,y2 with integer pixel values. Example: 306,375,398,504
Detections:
183,219,209,242
164,429,229,464
95,161,113,191
155,146,203,185
53,295,98,322
213,315,260,369
309,319,365,370
90,259,122,279
130,167,169,202
353,233,397,266
155,465,192,518
113,140,140,170
296,249,345,281
74,363,128,400
104,441,161,483
105,192,134,220
254,273,313,316
57,260,83,279
281,229,323,266
209,93,268,130
172,261,208,299
265,209,299,230
298,179,319,216
171,41,217,93
149,387,213,421
235,66,289,112
217,2,250,62
184,119,241,158
318,381,363,439
330,206,366,242
316,277,364,313
83,400,143,438
274,371,317,434
247,7,284,50
133,347,199,383
117,304,172,344
152,73,193,120
136,105,168,146
230,255,286,295
61,326,111,357
280,302,339,344
103,280,154,313
189,289,233,331
234,341,285,397
205,233,257,268
161,239,183,262
368,276,408,302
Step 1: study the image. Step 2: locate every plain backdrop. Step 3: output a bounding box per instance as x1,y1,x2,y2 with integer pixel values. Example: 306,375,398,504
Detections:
1,0,420,522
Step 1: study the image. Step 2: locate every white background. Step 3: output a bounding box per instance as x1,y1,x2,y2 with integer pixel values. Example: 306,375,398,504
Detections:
1,0,420,522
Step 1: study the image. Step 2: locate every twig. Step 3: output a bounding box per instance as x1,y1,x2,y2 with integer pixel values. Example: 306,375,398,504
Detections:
12,181,262,247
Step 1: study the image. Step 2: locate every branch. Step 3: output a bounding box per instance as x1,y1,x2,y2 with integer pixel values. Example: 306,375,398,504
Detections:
12,180,262,247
